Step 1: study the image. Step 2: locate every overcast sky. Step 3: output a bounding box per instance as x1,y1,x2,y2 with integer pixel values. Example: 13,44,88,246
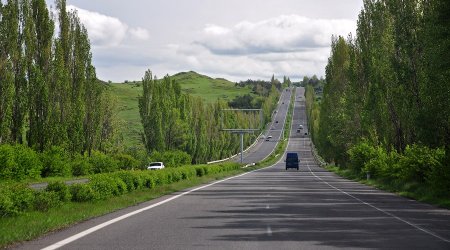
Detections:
46,0,364,82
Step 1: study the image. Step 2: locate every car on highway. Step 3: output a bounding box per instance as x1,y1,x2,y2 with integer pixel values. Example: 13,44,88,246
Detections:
285,152,299,170
147,162,165,170
265,135,272,141
275,120,278,123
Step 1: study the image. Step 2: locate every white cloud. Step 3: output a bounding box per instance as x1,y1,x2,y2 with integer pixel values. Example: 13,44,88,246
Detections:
129,27,150,41
67,5,150,48
196,15,355,55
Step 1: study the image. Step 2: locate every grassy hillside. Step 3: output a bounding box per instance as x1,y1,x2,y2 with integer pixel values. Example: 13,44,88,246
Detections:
108,71,253,148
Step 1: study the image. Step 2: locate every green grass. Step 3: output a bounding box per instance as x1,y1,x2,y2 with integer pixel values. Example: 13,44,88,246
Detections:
171,71,253,102
108,71,253,148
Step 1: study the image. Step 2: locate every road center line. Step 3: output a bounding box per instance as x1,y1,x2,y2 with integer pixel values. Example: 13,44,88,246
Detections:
306,163,450,243
42,167,270,250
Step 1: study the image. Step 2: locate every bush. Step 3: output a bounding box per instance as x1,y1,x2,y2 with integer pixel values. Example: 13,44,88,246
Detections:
0,190,16,217
89,174,126,199
0,184,35,217
0,144,42,181
149,150,192,168
46,181,71,202
112,171,143,191
141,172,156,189
89,151,119,174
347,141,377,175
114,154,140,170
399,145,445,183
34,191,61,211
427,162,450,198
70,184,99,202
71,155,93,176
40,146,72,177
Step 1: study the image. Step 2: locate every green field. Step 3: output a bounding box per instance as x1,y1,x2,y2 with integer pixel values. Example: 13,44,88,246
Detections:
108,71,253,148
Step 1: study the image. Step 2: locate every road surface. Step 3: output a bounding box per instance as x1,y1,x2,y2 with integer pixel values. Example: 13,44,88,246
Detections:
15,87,450,249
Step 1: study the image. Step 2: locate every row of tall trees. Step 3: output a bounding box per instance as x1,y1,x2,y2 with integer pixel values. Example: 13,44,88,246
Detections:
139,70,280,163
0,0,116,155
312,0,449,166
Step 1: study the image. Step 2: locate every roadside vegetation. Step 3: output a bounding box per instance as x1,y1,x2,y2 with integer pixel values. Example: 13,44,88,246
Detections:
0,162,246,247
305,0,449,207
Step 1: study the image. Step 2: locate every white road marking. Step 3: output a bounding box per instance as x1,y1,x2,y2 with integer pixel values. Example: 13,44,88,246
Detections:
306,163,450,243
42,167,271,250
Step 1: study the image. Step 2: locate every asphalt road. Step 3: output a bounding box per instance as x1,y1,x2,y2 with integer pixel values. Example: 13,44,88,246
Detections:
15,87,450,249
233,87,293,164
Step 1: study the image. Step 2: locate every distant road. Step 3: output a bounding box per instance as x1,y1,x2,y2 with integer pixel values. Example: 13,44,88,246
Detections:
16,87,450,249
233,87,294,164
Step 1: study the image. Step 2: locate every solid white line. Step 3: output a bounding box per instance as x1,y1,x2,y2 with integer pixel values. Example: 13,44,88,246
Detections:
306,164,450,243
42,167,269,250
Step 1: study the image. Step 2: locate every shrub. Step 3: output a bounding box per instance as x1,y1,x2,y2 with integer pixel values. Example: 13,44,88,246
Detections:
0,144,42,181
40,146,71,177
0,184,35,216
89,151,119,174
0,191,16,217
112,171,143,191
46,181,71,202
141,172,156,189
89,174,126,199
11,185,36,212
70,184,99,202
399,145,445,183
34,191,61,211
195,166,205,177
114,153,140,170
427,162,450,197
347,141,377,175
71,155,93,176
149,150,192,168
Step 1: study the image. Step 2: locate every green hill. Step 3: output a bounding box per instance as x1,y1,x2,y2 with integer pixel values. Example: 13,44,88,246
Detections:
108,71,253,149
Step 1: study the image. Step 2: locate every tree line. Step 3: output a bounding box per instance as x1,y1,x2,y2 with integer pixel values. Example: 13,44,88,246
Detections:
306,0,449,195
0,0,116,155
139,70,280,164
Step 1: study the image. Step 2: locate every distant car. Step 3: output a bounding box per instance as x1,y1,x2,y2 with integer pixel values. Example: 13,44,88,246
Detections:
147,162,165,170
265,135,273,141
298,125,303,129
296,129,300,133
275,121,279,123
282,102,284,104
285,152,299,170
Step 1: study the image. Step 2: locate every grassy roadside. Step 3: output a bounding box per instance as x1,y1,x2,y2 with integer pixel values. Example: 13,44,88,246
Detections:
325,165,450,209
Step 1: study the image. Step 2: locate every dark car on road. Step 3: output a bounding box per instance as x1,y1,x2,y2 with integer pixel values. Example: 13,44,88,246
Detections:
285,152,299,170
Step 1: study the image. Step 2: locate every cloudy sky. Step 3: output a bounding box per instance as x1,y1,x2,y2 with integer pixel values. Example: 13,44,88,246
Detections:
46,0,364,82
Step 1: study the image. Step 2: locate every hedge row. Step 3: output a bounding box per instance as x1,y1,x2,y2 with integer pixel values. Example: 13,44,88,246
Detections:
0,163,241,217
347,142,449,197
0,144,193,181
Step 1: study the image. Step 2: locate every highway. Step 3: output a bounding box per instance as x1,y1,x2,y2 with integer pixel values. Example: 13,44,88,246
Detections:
229,87,293,164
15,87,450,249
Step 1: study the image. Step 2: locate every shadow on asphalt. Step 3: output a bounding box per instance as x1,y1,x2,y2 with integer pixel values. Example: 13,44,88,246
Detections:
182,167,450,249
